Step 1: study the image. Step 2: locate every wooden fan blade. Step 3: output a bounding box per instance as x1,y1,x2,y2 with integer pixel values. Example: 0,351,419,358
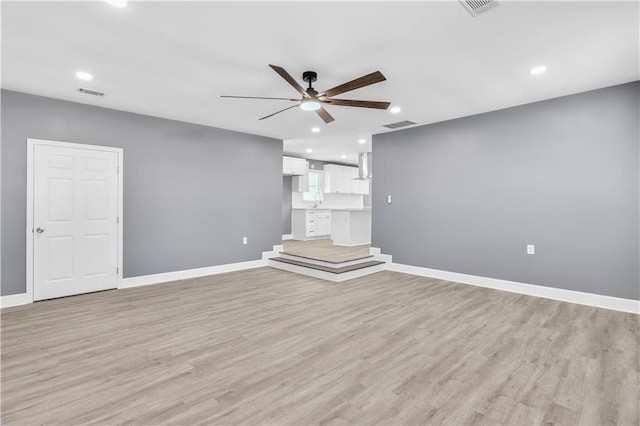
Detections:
321,99,390,110
320,71,386,98
269,64,306,96
221,95,300,101
315,107,335,124
259,104,299,121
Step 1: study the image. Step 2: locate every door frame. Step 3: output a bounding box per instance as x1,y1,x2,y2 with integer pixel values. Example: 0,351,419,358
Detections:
26,138,124,303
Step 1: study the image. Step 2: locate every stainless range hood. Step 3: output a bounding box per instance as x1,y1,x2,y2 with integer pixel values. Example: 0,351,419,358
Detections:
356,152,372,180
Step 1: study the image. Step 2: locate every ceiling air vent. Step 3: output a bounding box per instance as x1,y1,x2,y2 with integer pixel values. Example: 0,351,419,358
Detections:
459,0,501,17
77,88,104,97
382,120,417,129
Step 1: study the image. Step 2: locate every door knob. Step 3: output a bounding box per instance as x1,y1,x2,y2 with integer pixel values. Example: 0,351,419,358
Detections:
36,227,45,234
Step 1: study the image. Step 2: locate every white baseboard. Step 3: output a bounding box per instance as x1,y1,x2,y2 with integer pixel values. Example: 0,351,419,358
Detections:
369,247,392,263
1,293,30,308
8,257,636,315
388,263,640,314
120,259,266,289
282,234,293,240
2,258,270,308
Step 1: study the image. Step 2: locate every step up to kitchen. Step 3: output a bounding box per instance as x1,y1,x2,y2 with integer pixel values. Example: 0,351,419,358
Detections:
278,251,375,268
268,254,387,282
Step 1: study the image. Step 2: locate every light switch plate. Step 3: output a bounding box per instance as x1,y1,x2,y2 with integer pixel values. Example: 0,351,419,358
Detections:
242,237,248,245
527,244,535,255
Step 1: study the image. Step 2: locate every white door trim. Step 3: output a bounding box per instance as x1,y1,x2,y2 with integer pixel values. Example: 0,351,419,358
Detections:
26,138,124,303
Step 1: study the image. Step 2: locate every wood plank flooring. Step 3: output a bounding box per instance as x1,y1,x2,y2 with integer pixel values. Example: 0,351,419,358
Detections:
1,268,638,425
282,238,371,263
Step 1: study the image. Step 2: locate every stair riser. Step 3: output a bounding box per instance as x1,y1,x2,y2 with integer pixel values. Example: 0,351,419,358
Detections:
374,253,393,263
261,251,280,261
268,245,392,265
332,264,388,282
277,252,376,268
267,260,387,282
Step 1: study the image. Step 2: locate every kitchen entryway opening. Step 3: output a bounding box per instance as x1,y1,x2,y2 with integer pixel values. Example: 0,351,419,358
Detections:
282,154,372,264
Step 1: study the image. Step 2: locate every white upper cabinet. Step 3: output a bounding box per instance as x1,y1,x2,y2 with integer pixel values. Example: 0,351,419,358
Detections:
355,179,370,195
283,156,308,176
323,164,342,193
352,171,370,195
292,174,308,192
323,164,369,194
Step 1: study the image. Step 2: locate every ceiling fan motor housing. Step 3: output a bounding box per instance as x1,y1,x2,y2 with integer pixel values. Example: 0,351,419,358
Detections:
302,71,318,83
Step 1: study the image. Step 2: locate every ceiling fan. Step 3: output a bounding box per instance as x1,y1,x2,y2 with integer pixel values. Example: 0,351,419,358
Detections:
221,65,390,123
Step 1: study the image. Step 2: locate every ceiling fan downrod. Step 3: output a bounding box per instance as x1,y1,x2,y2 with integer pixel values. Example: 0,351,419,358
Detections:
302,71,318,98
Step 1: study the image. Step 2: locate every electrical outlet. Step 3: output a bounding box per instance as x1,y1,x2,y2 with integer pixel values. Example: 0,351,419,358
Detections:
527,244,535,255
387,195,392,204
242,237,248,245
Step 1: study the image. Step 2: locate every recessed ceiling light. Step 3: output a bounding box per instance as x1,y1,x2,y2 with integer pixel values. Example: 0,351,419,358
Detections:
306,148,313,153
105,0,127,7
75,71,93,81
340,154,347,159
358,139,367,145
311,127,320,133
390,106,402,114
530,65,547,75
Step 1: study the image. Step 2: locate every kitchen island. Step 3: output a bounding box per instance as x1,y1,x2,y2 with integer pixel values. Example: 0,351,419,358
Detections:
330,209,371,246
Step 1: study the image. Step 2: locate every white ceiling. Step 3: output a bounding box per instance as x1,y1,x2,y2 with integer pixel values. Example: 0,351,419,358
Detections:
2,1,638,164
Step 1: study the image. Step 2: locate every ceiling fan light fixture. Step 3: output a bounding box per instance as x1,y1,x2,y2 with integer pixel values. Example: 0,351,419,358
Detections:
300,98,321,111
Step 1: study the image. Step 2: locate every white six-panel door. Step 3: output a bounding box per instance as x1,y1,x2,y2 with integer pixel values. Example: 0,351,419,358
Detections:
32,143,120,301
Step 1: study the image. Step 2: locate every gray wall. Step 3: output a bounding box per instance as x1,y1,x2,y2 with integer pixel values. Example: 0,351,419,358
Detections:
282,176,292,235
373,82,639,300
1,90,283,296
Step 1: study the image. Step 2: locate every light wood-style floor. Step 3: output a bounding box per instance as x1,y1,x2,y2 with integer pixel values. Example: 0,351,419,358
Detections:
283,238,371,263
1,268,638,425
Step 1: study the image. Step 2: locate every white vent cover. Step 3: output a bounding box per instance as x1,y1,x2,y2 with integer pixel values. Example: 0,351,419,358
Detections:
459,0,501,17
77,88,104,97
